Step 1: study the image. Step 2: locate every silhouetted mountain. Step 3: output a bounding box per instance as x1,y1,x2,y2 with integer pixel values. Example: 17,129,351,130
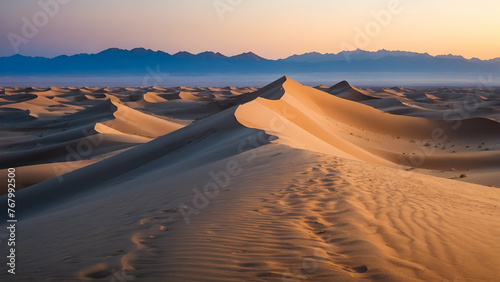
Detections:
0,48,499,75
283,49,429,63
436,54,466,60
172,51,196,59
231,52,267,61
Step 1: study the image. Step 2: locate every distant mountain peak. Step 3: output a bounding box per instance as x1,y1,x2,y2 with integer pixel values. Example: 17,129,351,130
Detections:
304,51,323,55
131,47,156,54
96,47,166,57
436,54,466,60
231,52,266,61
197,51,226,57
285,49,442,63
173,51,227,59
10,54,27,58
173,51,194,58
98,47,123,54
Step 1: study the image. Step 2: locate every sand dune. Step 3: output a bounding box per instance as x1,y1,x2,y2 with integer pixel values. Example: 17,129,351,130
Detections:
0,107,35,122
0,78,499,281
0,90,195,189
237,77,500,179
100,99,184,138
327,81,379,101
1,79,499,186
143,91,168,103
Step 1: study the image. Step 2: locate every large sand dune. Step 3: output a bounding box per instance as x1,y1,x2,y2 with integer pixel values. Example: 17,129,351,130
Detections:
0,77,499,281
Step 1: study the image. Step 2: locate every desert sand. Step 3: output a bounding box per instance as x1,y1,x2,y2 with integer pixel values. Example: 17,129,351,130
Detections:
0,77,499,281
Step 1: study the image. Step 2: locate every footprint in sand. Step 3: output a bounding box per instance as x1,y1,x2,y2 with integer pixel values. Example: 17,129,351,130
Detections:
351,265,368,273
159,208,178,214
131,232,147,249
139,217,156,225
78,263,113,279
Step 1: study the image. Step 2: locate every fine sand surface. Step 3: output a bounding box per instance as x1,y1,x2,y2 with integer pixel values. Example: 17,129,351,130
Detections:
0,77,499,281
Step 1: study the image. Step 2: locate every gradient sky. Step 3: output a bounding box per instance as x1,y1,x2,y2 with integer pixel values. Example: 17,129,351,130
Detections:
1,0,499,59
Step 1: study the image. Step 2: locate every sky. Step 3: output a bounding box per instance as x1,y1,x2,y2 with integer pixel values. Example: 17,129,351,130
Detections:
1,0,499,60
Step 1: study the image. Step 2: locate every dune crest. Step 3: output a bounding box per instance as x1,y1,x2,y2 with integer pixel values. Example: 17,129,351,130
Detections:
236,77,500,180
327,80,379,101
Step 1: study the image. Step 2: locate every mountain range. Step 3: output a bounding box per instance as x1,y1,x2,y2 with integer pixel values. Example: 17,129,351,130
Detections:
1,48,499,75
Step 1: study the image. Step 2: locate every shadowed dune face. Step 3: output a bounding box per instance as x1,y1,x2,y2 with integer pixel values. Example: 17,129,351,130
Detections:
0,78,499,281
0,86,256,191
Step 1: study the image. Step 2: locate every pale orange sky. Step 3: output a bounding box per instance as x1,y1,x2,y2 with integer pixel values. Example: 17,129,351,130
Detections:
1,0,499,59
